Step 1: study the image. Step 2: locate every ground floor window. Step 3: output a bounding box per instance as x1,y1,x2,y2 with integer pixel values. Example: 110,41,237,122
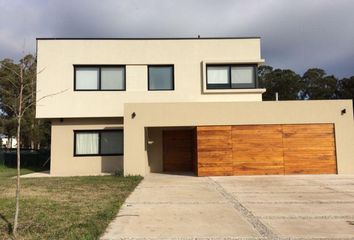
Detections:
74,130,123,156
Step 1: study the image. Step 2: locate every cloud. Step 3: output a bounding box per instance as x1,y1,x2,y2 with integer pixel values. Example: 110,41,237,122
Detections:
0,0,353,78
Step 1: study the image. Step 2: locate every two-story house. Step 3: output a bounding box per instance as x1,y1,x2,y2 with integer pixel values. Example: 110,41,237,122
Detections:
36,37,354,176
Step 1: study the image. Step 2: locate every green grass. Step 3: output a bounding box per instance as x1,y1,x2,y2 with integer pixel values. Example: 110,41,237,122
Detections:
0,166,142,239
0,165,39,179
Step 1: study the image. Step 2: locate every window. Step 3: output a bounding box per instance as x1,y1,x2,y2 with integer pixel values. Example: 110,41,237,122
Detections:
74,130,123,156
206,64,257,89
75,66,125,91
148,65,174,90
75,67,99,90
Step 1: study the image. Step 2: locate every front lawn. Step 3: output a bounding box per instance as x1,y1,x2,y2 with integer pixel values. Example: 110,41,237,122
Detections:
0,166,142,239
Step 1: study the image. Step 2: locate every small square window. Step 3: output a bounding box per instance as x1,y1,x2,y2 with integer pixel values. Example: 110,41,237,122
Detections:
101,67,125,90
100,131,123,155
75,67,99,90
148,65,174,90
75,132,99,155
206,66,230,89
231,66,255,88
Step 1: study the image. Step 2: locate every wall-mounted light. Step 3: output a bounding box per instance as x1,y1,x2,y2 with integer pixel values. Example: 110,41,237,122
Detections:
131,112,136,119
341,109,346,115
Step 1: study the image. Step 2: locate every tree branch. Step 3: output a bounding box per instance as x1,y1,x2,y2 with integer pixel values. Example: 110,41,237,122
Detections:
0,62,21,78
37,67,46,75
0,88,18,99
0,102,18,116
20,89,68,117
0,75,19,89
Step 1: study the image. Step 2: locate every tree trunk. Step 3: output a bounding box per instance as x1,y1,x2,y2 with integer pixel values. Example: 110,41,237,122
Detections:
13,65,23,237
13,116,21,236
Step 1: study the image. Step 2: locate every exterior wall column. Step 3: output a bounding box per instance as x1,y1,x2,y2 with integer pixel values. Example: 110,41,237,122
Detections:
124,121,147,176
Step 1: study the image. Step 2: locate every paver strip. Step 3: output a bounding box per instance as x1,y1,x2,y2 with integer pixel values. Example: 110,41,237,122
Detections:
208,177,280,240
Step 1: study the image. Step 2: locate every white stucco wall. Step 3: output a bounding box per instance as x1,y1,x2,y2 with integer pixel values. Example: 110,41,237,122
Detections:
36,38,265,118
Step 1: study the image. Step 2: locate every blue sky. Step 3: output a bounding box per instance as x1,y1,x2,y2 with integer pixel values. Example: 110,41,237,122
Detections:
0,0,353,78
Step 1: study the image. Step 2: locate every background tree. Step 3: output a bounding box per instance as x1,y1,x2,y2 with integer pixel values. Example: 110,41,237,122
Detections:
258,67,302,100
0,59,18,147
337,76,354,111
0,56,50,149
257,65,273,82
301,68,337,99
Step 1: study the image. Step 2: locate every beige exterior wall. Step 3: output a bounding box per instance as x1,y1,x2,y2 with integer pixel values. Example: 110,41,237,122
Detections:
146,128,163,173
50,118,123,176
36,38,265,119
124,100,354,176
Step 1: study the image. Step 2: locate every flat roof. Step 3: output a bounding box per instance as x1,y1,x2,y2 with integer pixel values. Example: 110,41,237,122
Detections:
36,37,260,41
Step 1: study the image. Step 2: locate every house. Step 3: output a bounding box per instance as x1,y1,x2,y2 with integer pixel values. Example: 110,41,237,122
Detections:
1,134,17,149
35,37,354,176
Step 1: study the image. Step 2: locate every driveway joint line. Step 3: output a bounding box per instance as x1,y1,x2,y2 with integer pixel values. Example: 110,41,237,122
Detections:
306,179,354,198
259,215,354,219
125,201,228,205
242,201,354,204
101,237,268,240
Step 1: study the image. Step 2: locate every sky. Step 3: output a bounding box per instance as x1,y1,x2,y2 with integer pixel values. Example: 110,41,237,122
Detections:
0,0,353,78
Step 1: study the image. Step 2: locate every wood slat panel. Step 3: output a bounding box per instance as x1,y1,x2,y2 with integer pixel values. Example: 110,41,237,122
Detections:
232,125,285,175
196,126,232,176
283,124,337,174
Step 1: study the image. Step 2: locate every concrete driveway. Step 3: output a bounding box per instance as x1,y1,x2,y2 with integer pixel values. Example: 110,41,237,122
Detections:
101,173,354,239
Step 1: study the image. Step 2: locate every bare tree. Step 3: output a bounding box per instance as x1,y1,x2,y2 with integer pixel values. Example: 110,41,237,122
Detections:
0,57,66,237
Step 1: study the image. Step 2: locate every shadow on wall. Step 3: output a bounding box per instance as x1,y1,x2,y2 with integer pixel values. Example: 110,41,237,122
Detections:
101,156,123,174
146,127,163,173
100,126,124,174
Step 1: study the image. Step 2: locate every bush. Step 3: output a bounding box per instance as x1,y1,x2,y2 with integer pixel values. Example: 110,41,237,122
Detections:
114,169,124,177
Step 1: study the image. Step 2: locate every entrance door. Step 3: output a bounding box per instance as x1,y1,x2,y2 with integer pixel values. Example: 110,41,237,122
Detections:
163,129,195,172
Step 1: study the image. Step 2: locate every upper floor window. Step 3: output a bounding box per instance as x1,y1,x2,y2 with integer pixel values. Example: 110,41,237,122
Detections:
206,64,257,89
148,65,174,90
74,65,125,91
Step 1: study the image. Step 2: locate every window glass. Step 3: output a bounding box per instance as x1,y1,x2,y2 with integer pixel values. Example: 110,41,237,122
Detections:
75,67,99,90
75,133,99,155
149,66,173,90
206,65,256,89
101,67,125,90
231,66,255,87
207,66,229,84
101,131,123,154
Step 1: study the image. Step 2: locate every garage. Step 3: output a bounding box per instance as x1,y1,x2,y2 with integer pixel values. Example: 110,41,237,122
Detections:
196,124,337,176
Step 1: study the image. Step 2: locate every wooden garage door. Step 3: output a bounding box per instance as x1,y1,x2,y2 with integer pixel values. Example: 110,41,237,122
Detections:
196,124,337,176
283,124,337,174
232,125,284,175
197,126,233,176
163,130,195,172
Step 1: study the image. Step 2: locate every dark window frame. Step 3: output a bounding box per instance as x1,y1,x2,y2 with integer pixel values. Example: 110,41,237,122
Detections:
206,64,258,89
74,65,126,91
148,65,175,91
73,129,124,156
